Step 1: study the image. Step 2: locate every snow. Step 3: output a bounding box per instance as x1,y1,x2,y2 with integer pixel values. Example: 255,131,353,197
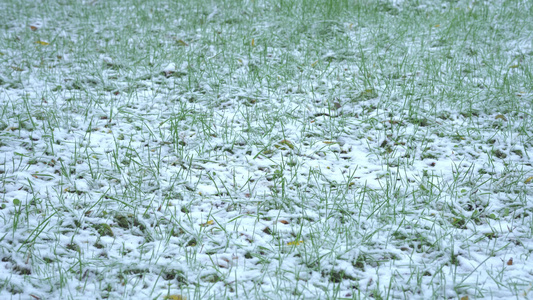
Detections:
1,0,532,299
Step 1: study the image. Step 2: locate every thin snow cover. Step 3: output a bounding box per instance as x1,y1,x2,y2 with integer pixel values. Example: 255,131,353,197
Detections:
163,62,176,74
29,21,44,30
0,0,532,299
101,55,113,64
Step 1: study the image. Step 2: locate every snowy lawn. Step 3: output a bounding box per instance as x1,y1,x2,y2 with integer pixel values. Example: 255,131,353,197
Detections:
1,0,533,299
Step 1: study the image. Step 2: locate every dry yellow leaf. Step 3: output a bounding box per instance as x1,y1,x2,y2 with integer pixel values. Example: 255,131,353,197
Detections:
495,114,508,121
200,220,214,227
524,176,533,184
164,295,186,300
35,41,49,45
287,240,303,246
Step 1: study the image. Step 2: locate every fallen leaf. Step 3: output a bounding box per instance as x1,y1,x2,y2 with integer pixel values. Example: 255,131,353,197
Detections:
507,258,513,265
35,41,49,45
279,220,289,224
495,114,508,121
278,139,294,149
164,295,186,300
524,176,533,184
177,39,188,46
200,220,214,227
287,240,303,246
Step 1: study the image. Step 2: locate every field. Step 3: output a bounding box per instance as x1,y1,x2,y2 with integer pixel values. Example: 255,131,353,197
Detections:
1,0,533,299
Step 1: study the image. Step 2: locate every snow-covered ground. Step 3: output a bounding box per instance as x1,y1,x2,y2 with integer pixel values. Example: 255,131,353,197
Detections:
1,0,532,299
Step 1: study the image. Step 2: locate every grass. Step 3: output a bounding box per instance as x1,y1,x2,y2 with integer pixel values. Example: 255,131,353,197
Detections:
1,0,533,299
